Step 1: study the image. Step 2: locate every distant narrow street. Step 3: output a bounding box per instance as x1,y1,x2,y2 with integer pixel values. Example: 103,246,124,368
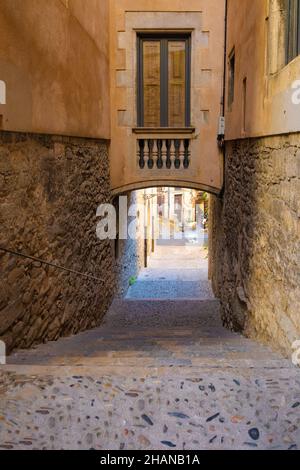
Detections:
1,245,299,450
126,242,213,300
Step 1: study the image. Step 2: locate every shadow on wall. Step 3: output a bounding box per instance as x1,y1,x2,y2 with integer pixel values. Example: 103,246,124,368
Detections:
0,132,115,353
210,136,300,357
113,192,145,298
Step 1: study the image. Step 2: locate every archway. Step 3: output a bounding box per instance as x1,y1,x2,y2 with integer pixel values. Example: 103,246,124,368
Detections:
112,185,215,303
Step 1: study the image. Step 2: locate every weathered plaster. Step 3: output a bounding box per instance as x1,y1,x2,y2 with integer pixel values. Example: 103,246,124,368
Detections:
0,0,110,139
109,1,225,195
225,0,300,140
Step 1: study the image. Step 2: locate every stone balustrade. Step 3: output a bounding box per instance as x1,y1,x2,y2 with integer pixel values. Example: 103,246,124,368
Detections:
135,132,193,171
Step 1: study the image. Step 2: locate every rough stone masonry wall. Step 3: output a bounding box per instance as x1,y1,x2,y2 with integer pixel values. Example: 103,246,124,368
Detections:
210,134,300,357
115,191,145,298
0,131,117,353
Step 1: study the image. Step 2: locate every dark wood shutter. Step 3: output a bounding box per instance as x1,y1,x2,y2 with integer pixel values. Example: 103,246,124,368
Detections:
143,41,161,127
138,34,191,128
286,0,300,63
168,41,186,127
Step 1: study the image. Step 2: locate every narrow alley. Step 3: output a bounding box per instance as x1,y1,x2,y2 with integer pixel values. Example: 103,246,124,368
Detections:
0,242,299,450
126,243,213,300
1,0,300,457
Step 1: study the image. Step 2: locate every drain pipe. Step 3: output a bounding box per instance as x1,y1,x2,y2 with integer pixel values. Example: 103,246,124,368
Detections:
217,0,228,149
218,0,228,199
222,0,228,119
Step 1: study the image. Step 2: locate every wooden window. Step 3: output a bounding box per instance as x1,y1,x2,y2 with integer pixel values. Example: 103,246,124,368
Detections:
168,41,186,127
286,0,300,63
143,41,161,127
242,77,247,133
137,34,191,128
228,49,235,109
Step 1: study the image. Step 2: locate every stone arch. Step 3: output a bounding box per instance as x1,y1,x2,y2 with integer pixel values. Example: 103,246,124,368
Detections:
112,180,220,197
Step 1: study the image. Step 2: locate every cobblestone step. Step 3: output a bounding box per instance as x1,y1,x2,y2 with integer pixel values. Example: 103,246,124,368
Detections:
1,298,298,450
6,300,291,368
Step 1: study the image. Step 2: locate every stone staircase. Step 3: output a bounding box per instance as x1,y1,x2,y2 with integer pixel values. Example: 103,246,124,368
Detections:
6,299,291,369
0,299,299,450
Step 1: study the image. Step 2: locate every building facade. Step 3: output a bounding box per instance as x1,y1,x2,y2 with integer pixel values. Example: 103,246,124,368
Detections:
210,0,300,355
0,1,116,351
109,0,225,195
0,1,299,357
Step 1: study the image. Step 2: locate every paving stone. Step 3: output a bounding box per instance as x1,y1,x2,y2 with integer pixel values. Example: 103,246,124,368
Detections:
0,248,299,450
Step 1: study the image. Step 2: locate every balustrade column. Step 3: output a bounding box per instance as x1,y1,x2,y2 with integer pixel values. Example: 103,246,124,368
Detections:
170,140,176,169
137,136,191,170
161,140,167,168
184,139,190,169
147,139,154,169
179,140,185,168
166,140,172,169
174,139,180,169
138,140,145,169
152,139,158,168
156,140,163,169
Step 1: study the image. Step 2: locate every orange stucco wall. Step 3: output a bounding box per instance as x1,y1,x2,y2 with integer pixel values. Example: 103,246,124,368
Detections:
109,0,226,195
0,0,110,139
226,0,300,140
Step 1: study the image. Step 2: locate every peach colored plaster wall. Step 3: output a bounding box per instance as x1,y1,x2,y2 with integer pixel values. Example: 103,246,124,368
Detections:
0,0,110,139
226,0,300,140
109,0,225,195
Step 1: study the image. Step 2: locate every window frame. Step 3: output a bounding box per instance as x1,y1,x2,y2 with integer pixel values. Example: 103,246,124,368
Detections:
227,48,235,110
286,0,300,64
137,33,191,128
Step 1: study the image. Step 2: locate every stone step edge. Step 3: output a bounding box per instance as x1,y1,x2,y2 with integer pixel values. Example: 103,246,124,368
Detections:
0,365,296,379
2,361,294,371
113,298,219,303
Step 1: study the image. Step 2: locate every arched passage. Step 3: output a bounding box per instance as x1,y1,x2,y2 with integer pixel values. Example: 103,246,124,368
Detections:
112,180,220,197
112,184,214,302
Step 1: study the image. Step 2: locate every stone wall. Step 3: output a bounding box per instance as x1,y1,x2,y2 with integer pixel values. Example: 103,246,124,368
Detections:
210,134,300,357
0,131,116,352
115,191,145,298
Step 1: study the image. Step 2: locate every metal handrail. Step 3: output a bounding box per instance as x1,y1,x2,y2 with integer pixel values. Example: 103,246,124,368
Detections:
0,246,104,283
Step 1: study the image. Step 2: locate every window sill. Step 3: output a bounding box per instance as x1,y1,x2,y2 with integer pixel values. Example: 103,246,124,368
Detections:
268,54,300,78
132,127,195,135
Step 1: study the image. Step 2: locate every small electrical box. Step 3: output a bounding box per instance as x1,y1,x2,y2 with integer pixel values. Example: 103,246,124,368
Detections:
218,116,225,136
217,116,225,148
